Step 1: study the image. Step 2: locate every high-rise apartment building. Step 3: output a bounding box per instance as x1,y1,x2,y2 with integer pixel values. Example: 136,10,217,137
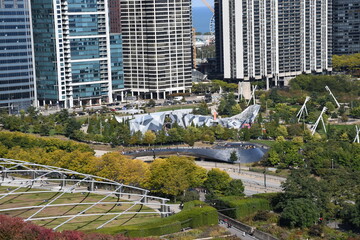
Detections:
333,0,360,55
31,0,124,108
0,0,37,113
120,0,193,99
215,0,332,88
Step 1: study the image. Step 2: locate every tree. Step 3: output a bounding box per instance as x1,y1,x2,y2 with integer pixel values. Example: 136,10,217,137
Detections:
192,101,211,115
280,198,319,228
143,130,156,146
217,93,238,116
350,106,360,118
276,125,288,137
229,150,238,163
278,169,333,219
203,168,231,195
145,156,207,200
65,118,81,138
39,124,51,136
147,99,156,108
325,102,335,112
341,200,360,229
97,152,149,186
225,179,244,196
267,150,281,166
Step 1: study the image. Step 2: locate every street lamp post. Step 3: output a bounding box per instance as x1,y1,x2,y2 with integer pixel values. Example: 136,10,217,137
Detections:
264,167,267,189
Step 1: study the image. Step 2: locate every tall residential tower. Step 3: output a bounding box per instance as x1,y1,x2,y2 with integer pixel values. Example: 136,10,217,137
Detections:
120,0,193,99
0,0,37,113
31,0,124,108
215,0,332,88
332,0,360,55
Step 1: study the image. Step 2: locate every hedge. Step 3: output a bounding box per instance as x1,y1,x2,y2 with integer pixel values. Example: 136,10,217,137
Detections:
215,196,270,219
182,200,205,210
252,192,282,209
95,201,218,237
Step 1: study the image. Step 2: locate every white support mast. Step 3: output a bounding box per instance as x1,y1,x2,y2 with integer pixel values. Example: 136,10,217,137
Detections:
325,85,340,108
296,96,311,122
247,85,257,106
354,125,360,143
311,106,327,135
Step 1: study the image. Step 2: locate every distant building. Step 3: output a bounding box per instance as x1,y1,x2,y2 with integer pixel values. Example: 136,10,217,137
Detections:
31,0,124,108
215,0,332,88
0,0,37,113
333,0,360,55
120,0,193,99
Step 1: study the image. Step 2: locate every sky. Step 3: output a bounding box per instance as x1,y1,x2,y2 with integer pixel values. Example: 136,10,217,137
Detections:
192,0,214,8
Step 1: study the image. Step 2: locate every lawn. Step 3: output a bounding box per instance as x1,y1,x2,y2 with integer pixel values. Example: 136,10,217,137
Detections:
0,186,159,231
148,104,196,113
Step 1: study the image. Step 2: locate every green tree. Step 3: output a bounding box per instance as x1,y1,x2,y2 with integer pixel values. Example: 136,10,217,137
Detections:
192,101,211,115
225,179,245,196
204,168,231,195
325,102,335,112
145,156,207,200
350,106,360,118
267,149,281,166
143,130,156,146
147,99,156,108
229,150,238,163
39,124,51,136
217,93,238,116
280,198,319,228
341,200,360,229
64,118,81,138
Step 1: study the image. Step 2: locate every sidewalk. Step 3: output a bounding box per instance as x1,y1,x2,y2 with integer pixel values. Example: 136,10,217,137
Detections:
219,222,258,240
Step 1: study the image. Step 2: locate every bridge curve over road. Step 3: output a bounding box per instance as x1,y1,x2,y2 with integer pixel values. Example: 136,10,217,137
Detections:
124,142,269,163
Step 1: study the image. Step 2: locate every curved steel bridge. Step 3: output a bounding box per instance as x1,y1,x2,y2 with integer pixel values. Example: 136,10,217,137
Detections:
125,142,269,163
0,158,170,231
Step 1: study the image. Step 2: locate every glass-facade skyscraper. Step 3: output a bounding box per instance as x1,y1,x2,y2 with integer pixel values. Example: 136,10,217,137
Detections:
0,0,37,113
31,0,124,108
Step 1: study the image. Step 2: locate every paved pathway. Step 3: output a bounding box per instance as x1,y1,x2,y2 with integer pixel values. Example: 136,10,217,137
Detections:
219,222,258,240
195,161,285,195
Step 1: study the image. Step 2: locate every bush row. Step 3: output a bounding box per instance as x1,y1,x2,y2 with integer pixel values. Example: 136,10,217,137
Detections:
0,131,93,153
215,196,270,219
96,201,218,237
0,214,149,240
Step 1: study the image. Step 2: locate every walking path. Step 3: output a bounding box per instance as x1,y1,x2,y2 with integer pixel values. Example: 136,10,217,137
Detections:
219,222,258,240
195,161,285,195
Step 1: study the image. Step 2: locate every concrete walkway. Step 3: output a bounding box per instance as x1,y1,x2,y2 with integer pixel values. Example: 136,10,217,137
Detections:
219,222,258,240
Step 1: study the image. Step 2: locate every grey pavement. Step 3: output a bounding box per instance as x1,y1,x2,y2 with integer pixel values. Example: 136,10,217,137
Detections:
195,161,285,195
219,222,258,240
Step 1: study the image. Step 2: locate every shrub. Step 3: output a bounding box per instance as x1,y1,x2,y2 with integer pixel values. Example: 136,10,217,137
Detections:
0,214,149,240
182,200,205,210
253,210,272,221
179,190,200,203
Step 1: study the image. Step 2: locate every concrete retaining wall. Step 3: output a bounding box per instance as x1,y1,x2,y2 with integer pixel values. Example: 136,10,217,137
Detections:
218,212,278,240
253,229,279,240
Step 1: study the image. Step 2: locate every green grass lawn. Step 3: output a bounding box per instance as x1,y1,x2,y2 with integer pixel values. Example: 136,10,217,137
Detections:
250,139,276,147
0,186,159,231
148,104,196,113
